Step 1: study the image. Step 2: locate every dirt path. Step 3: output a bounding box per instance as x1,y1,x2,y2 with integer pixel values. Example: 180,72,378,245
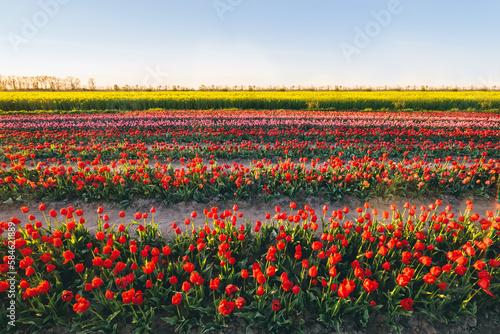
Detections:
1,194,497,236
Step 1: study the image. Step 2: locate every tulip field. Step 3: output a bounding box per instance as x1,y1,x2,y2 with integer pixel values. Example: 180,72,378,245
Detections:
1,109,500,333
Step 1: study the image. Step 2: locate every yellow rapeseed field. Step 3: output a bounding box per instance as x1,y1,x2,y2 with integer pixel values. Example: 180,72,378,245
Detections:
1,91,499,111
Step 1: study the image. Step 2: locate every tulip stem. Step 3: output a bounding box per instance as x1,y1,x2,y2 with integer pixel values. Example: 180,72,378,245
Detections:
91,309,105,321
464,287,481,304
354,291,365,306
129,304,139,320
414,283,425,300
331,299,341,317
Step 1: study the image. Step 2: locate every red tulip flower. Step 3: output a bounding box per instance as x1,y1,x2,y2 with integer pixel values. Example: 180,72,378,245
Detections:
338,283,350,299
225,284,239,295
218,299,235,315
308,266,318,278
61,290,74,302
182,281,191,292
235,297,246,309
400,298,413,311
73,297,90,313
266,266,276,277
172,292,182,305
105,290,115,299
63,250,75,265
362,278,379,293
241,269,249,279
209,278,220,290
132,290,144,305
122,289,135,304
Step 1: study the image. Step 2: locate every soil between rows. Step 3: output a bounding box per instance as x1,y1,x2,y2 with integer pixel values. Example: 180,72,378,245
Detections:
1,194,497,237
10,301,500,334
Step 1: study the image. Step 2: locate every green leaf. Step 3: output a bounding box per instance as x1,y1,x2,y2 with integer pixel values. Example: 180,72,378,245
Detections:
360,308,369,328
318,313,332,326
161,315,181,326
107,311,120,322
201,322,220,333
255,312,266,319
235,311,256,320
333,319,341,334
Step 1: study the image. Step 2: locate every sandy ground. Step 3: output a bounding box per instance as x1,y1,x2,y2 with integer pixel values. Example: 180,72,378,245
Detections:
1,194,497,237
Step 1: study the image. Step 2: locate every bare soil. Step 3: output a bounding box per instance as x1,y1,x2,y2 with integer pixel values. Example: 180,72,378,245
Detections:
17,303,500,334
1,194,497,237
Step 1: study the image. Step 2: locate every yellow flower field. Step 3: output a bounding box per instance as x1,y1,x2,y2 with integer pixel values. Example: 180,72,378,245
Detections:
1,91,500,111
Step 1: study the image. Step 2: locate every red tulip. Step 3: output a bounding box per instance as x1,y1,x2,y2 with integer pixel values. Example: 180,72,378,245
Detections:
73,297,90,312
338,283,350,299
183,262,194,273
218,299,235,315
423,273,437,284
225,284,239,295
209,278,220,290
105,290,115,299
235,297,246,309
132,290,144,305
241,269,249,279
454,265,467,276
271,299,281,311
308,266,318,278
362,278,379,293
396,274,411,287
61,290,74,302
266,266,276,277
63,250,75,265
400,298,413,311
172,292,182,305
382,261,391,271
182,281,191,292
122,289,135,304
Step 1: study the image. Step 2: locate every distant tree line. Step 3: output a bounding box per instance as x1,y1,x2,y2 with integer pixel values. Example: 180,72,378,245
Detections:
0,75,498,92
0,75,89,91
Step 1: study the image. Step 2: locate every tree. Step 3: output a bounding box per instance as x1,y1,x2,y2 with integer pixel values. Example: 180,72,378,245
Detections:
65,77,81,90
88,78,96,90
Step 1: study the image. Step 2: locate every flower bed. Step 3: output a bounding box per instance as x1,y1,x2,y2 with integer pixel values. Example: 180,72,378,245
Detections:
2,110,500,162
1,200,499,333
1,155,499,205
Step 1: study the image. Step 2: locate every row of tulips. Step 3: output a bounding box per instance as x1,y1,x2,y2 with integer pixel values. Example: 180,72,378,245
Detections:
2,111,499,166
1,200,499,333
1,154,499,204
2,137,500,162
2,110,499,129
4,107,500,116
2,111,499,143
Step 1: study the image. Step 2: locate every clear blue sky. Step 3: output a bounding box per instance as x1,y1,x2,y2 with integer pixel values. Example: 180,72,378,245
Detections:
1,0,499,88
